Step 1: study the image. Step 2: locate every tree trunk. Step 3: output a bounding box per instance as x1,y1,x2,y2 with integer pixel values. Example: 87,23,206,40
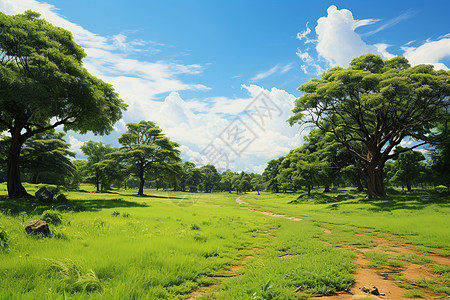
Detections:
32,173,38,184
407,183,412,192
7,131,31,198
323,185,330,193
363,165,386,199
95,169,100,192
307,184,311,197
138,169,145,195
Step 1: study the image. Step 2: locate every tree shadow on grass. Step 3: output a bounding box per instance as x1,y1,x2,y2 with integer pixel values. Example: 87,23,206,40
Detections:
328,191,450,213
126,193,184,200
0,195,148,216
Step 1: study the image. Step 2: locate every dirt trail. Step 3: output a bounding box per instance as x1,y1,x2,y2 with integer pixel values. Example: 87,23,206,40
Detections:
234,199,448,299
235,197,303,221
317,227,449,300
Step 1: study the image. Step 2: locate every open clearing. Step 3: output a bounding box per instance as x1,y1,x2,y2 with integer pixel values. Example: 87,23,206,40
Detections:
0,185,449,299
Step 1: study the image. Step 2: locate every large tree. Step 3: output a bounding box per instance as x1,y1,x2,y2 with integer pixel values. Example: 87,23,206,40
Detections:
117,121,181,196
289,54,450,198
0,11,126,198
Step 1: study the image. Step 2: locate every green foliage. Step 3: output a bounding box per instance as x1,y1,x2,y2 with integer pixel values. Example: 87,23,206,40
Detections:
388,147,426,191
289,54,450,198
41,210,63,225
116,120,181,195
81,141,124,191
0,11,126,198
20,130,76,186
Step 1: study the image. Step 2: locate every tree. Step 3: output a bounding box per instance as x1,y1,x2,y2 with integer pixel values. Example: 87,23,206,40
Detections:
278,149,330,196
117,121,181,196
389,147,425,191
431,141,450,191
220,169,235,193
20,130,76,186
289,54,450,198
199,165,220,193
181,162,202,192
0,11,126,198
81,141,117,192
262,157,283,193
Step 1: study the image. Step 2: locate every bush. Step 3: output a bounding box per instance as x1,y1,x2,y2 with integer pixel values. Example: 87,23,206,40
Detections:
111,211,120,217
41,210,63,225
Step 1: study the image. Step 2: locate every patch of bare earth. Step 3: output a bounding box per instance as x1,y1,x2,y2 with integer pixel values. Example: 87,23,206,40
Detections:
316,233,449,300
235,197,303,221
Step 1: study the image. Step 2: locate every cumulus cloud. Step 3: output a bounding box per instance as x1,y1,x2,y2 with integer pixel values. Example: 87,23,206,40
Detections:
297,5,449,72
137,85,305,174
403,38,450,71
315,5,384,67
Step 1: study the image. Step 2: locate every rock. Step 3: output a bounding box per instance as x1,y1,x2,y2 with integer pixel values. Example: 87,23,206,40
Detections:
35,187,53,203
25,219,50,236
55,194,68,203
361,285,380,295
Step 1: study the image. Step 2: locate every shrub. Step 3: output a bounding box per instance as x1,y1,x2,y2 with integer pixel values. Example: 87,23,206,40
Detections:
122,212,130,218
111,211,120,217
41,210,63,225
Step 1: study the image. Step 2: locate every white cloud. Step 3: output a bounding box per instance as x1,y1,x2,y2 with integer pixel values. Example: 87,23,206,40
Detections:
362,11,415,36
251,64,280,81
403,38,450,71
297,5,449,71
315,5,386,67
250,63,294,81
68,136,85,156
353,18,380,30
297,22,314,44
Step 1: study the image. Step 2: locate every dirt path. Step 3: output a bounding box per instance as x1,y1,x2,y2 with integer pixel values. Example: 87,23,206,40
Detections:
235,197,303,221
235,198,448,299
316,227,449,300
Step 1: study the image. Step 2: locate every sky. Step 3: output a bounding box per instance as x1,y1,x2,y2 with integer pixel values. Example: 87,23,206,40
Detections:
1,0,450,173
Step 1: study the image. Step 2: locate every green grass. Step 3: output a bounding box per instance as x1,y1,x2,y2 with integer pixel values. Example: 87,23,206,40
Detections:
240,188,450,249
1,184,449,299
363,251,404,268
403,289,426,298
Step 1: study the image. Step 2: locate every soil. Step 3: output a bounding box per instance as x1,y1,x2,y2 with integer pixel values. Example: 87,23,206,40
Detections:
316,228,449,300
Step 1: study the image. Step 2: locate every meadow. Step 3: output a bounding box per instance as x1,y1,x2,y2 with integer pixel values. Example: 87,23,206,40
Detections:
0,184,449,299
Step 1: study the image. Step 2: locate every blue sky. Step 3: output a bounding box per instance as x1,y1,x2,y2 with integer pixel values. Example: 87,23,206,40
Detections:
2,0,450,173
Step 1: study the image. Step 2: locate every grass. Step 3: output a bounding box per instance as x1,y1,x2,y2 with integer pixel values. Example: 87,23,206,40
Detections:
0,184,449,299
240,188,450,249
363,251,404,268
403,289,426,298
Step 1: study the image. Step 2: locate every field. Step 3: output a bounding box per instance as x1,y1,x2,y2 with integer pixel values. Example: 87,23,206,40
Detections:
0,184,449,299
